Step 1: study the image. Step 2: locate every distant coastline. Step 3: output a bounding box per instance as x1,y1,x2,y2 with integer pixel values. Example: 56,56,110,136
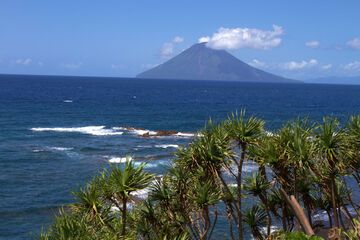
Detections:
3,73,360,86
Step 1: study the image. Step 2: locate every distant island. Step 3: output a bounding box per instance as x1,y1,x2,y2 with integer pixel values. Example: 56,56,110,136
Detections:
137,42,300,83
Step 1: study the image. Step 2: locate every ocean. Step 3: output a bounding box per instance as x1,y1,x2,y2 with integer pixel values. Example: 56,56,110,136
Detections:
1,74,360,239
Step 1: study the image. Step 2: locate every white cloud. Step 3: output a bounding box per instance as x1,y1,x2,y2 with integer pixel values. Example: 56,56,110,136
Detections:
347,37,360,49
160,36,185,59
321,64,332,70
305,40,320,48
160,42,174,59
249,59,266,68
343,61,360,71
173,36,184,43
199,25,284,50
15,58,32,65
62,62,82,69
282,59,318,70
198,37,210,43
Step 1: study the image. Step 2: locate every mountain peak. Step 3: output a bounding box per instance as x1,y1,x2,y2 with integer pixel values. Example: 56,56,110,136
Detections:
137,43,300,83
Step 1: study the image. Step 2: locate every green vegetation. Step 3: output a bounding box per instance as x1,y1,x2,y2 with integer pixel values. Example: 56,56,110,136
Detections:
40,111,360,239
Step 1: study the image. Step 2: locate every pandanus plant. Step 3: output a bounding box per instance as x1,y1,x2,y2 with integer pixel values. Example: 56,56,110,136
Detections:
244,172,272,236
226,110,265,239
346,115,360,184
41,113,360,240
243,205,268,240
71,180,114,232
314,117,347,229
100,159,154,237
191,180,221,240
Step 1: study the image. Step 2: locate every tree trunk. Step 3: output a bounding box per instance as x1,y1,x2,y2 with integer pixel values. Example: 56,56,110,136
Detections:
330,178,340,228
226,205,236,240
281,205,288,231
236,143,246,240
200,206,210,240
279,188,314,236
305,204,313,228
218,173,239,225
259,195,271,237
121,194,127,237
326,210,333,228
338,203,346,230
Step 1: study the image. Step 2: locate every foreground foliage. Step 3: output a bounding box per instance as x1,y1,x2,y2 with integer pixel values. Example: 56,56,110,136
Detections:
40,112,360,239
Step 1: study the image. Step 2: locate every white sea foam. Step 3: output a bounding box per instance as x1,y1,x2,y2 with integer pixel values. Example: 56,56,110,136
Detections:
110,188,150,212
136,145,152,148
109,156,133,163
63,100,73,103
261,225,280,234
110,206,120,212
112,127,126,131
174,132,195,137
313,210,329,223
49,147,73,151
265,131,275,137
131,188,150,199
31,126,123,136
130,129,158,136
32,149,44,153
113,126,197,138
141,161,169,168
154,144,179,149
113,127,157,136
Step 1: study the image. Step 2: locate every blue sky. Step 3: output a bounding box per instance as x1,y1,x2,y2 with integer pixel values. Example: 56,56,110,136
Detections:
1,0,359,79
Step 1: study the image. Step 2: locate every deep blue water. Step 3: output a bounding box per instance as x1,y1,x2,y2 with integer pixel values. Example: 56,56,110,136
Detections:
1,74,360,239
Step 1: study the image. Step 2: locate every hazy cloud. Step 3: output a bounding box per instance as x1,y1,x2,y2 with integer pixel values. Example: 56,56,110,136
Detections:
343,61,360,71
173,36,184,43
321,64,332,70
282,59,318,70
305,40,320,48
160,36,185,59
160,43,174,59
199,25,284,50
347,37,360,49
249,59,266,68
62,62,82,69
15,58,32,65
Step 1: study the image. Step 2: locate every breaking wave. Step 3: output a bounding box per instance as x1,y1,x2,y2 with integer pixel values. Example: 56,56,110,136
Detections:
48,147,74,151
30,126,123,136
115,126,195,138
154,144,179,149
108,156,133,163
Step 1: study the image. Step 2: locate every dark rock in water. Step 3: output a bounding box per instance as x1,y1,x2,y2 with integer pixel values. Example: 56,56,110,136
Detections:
137,42,300,83
155,130,178,136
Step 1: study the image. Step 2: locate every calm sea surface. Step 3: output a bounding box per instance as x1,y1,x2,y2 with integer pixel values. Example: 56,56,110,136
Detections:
1,75,360,239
